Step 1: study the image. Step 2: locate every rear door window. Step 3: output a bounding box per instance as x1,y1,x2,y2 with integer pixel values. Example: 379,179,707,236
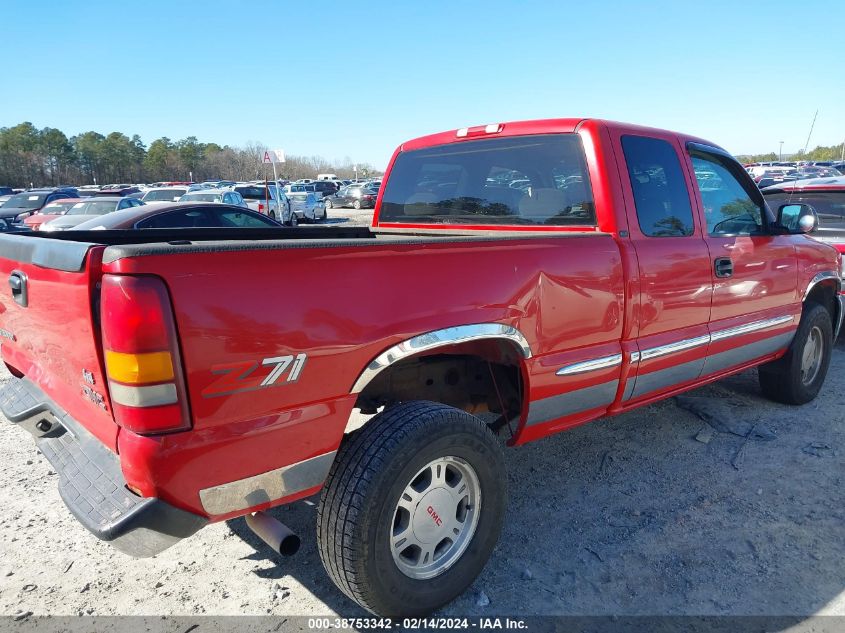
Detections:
379,134,595,226
621,135,695,237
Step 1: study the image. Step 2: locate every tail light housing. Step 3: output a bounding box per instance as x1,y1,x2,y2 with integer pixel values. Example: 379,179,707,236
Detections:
101,275,191,434
258,203,265,213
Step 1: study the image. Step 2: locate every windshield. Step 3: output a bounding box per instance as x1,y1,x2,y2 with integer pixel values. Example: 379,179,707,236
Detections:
2,193,47,209
380,134,595,226
234,186,276,201
66,200,119,216
181,193,223,202
144,189,186,201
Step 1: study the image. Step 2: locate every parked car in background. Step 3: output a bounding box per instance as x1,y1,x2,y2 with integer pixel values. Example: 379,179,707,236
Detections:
796,165,842,179
287,191,326,223
23,198,80,231
232,183,292,223
141,186,189,203
762,176,845,255
0,187,14,197
284,183,317,195
40,197,144,231
179,188,248,208
325,185,379,210
72,202,283,230
91,186,141,197
0,187,80,225
311,180,339,198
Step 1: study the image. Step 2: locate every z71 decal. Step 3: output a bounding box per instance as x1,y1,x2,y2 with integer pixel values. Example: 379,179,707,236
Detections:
201,354,307,398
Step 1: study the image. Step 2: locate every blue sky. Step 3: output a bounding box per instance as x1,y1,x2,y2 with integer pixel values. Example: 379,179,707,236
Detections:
3,0,844,168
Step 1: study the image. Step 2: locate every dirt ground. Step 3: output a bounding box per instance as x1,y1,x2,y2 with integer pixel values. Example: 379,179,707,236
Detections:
0,215,842,620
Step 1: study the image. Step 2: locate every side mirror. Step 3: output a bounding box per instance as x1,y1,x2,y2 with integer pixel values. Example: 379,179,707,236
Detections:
777,203,817,234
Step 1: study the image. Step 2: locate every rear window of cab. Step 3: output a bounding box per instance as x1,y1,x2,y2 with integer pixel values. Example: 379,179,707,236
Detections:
378,134,595,227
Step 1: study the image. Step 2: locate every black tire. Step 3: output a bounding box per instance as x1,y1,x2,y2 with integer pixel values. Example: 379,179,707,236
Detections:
287,212,298,227
353,199,362,210
758,302,833,404
316,401,507,617
268,211,276,221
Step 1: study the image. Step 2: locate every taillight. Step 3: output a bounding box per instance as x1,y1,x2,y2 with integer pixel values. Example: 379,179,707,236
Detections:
258,203,265,213
101,275,191,434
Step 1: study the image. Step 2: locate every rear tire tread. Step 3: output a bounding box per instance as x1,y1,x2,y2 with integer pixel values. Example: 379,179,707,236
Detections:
316,401,501,615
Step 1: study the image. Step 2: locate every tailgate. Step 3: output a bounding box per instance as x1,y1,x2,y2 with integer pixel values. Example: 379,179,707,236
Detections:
0,234,117,450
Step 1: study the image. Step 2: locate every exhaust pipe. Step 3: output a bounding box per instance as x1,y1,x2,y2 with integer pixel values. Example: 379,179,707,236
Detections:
245,511,301,556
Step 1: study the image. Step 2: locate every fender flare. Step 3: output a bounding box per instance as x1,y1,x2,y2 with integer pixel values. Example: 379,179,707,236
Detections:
803,270,843,339
349,323,532,395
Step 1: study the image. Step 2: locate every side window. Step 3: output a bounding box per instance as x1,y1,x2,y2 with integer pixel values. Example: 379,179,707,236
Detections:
690,151,764,236
621,135,695,237
118,199,131,210
219,210,274,227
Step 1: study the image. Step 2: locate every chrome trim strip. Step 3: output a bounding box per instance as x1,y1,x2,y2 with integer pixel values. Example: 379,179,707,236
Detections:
639,335,710,361
199,450,337,515
108,382,177,407
634,314,795,364
350,323,531,393
556,353,622,376
803,270,841,301
836,293,844,340
709,315,793,342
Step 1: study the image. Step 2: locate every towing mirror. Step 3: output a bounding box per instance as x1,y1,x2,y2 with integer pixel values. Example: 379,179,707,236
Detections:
777,203,817,234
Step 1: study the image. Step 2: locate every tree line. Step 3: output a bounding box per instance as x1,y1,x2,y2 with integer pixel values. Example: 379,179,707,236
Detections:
736,142,845,164
0,122,382,188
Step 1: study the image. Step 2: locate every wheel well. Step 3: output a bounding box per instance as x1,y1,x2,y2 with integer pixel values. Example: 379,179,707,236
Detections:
353,339,526,436
805,280,838,324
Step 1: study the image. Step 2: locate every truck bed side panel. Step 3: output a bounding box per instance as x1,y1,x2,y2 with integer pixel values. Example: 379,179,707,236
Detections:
103,234,624,517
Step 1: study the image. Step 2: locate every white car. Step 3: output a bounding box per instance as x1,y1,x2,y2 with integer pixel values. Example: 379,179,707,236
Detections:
232,183,294,225
141,186,189,203
179,188,248,208
288,191,326,224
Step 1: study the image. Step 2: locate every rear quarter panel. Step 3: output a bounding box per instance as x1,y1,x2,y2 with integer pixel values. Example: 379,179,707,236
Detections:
104,234,624,517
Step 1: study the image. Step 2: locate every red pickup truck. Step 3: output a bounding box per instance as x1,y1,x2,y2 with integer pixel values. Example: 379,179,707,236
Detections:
1,118,843,617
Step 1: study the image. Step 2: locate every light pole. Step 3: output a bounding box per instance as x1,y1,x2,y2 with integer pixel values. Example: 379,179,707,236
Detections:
779,141,784,162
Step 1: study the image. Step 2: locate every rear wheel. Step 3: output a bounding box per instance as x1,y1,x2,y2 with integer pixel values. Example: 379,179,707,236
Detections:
325,199,333,209
287,212,298,227
759,302,833,404
316,401,507,617
268,211,276,221
353,199,362,210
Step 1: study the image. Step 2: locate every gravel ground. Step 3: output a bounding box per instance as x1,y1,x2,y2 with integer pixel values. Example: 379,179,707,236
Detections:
0,225,842,618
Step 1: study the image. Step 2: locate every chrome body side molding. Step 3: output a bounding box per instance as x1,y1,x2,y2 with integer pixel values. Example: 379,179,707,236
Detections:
709,315,794,341
350,323,531,394
556,353,622,376
639,335,710,361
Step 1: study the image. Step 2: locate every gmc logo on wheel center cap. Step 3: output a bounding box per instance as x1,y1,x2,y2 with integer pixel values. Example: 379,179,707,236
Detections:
427,505,443,527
